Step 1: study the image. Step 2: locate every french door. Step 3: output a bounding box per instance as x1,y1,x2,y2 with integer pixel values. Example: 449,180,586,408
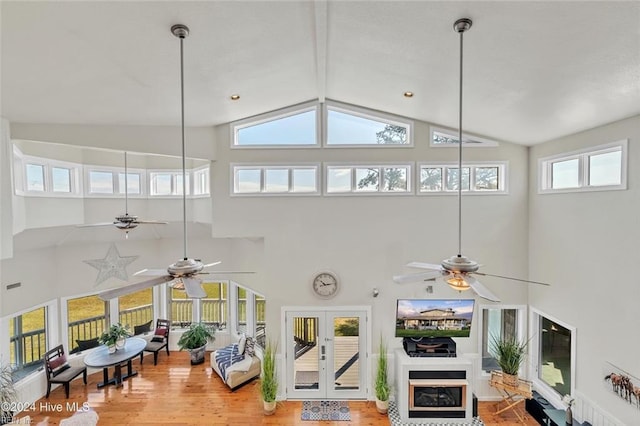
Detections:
285,310,367,399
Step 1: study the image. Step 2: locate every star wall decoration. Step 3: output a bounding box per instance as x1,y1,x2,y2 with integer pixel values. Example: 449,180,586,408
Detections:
83,243,139,285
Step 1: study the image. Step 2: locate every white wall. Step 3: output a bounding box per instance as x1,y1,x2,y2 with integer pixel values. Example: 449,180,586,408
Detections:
528,115,639,426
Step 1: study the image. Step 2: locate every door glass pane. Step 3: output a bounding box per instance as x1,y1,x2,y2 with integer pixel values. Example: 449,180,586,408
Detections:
293,316,319,390
333,317,360,391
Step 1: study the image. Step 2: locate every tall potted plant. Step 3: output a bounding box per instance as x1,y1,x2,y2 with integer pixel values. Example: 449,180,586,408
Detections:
177,323,216,365
260,339,278,415
0,362,17,425
374,336,391,414
490,334,528,387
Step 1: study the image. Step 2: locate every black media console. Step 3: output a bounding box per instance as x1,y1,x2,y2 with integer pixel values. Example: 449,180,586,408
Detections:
403,337,457,357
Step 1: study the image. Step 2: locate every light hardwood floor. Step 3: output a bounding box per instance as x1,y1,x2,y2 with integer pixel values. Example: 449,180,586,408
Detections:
22,351,539,425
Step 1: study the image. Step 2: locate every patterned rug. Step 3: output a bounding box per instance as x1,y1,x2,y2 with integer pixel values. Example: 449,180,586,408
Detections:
387,401,485,426
301,400,351,421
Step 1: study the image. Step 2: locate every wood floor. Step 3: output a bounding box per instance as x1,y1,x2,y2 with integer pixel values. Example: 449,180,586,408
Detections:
22,351,540,425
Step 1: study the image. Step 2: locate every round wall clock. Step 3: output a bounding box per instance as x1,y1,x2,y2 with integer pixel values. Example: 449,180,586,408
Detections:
311,271,339,299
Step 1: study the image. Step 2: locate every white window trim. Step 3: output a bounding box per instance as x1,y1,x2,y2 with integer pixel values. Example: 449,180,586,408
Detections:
231,101,321,149
430,126,499,148
538,139,628,194
15,148,83,198
417,161,509,195
477,304,527,378
84,165,147,198
192,164,211,197
148,169,191,198
529,307,577,408
324,100,414,148
325,162,413,195
230,163,321,196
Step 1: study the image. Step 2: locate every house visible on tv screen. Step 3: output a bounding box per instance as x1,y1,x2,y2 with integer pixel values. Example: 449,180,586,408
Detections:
395,299,475,338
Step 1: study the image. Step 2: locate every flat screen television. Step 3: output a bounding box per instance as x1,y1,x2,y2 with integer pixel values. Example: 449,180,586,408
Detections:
395,299,475,338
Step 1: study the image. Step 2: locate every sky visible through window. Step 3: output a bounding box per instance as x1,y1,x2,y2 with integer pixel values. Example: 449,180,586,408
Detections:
237,111,316,145
327,110,406,145
589,151,621,186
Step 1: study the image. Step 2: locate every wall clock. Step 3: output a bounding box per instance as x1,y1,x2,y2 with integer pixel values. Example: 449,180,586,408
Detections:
311,271,339,299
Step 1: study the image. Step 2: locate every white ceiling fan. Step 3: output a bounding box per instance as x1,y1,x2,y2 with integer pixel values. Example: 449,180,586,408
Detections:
99,24,251,300
77,151,168,238
393,18,550,302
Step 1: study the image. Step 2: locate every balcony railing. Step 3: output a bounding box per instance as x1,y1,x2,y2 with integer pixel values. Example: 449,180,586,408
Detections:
119,304,153,329
68,314,107,351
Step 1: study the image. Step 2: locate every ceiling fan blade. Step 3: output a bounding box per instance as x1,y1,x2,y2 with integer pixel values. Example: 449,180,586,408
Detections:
76,223,115,228
473,271,551,286
98,276,172,300
406,262,443,271
133,268,168,277
393,271,442,284
466,276,501,303
202,261,222,269
135,220,169,225
183,277,206,298
198,270,255,275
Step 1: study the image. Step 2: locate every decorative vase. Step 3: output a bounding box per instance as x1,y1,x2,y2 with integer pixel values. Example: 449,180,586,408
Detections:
375,399,389,414
107,344,116,354
189,344,207,365
502,373,519,387
263,400,276,415
116,338,125,350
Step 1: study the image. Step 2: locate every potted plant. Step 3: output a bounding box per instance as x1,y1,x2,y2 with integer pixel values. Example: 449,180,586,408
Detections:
99,323,130,353
0,362,17,425
260,339,278,415
177,323,215,365
374,336,391,414
490,334,528,387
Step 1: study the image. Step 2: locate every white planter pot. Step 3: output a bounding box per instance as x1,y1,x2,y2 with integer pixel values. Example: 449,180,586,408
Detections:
375,399,388,414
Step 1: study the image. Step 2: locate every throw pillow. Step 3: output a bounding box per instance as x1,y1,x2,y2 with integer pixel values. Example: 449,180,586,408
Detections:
244,337,255,357
134,320,153,335
237,334,247,354
75,338,99,351
151,327,167,342
49,354,70,377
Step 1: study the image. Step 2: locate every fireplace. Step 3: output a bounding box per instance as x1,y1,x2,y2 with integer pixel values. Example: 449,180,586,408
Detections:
408,379,467,418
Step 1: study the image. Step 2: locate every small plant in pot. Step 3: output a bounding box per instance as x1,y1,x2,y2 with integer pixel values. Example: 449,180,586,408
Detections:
374,336,391,414
99,323,130,353
260,339,278,415
0,361,17,425
490,334,528,387
177,323,215,365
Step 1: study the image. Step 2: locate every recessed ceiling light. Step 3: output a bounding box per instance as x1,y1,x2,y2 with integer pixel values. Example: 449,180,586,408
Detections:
403,91,414,98
230,94,240,101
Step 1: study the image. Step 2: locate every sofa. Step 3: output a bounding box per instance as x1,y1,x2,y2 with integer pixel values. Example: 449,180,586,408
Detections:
210,335,261,390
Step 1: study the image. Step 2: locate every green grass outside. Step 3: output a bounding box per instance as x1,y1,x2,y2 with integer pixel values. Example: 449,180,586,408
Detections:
395,328,471,338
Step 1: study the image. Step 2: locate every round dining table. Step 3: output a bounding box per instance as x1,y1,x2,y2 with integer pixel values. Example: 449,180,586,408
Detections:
84,336,146,388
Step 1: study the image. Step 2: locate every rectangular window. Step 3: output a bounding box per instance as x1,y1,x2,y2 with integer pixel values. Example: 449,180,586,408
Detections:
232,165,319,195
325,102,413,146
193,167,210,195
479,306,524,373
89,171,114,194
326,164,411,194
51,167,71,193
539,140,627,193
170,287,193,328
236,287,247,335
531,309,575,402
419,163,506,194
26,164,45,191
150,172,189,196
8,306,47,381
66,295,108,353
254,294,266,348
118,173,141,195
201,282,227,330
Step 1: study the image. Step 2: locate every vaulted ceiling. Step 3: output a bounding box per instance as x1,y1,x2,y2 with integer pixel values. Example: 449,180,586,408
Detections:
2,1,639,145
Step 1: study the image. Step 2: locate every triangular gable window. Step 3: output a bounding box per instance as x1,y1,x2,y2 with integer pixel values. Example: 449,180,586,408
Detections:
233,104,318,146
326,103,412,146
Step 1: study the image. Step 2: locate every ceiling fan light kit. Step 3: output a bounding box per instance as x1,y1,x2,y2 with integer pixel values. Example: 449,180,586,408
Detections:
392,18,550,302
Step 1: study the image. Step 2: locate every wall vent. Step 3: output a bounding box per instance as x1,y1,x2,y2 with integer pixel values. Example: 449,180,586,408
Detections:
6,282,21,290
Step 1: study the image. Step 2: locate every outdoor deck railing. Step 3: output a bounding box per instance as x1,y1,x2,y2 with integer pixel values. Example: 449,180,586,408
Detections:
119,304,153,329
9,328,46,369
67,314,108,350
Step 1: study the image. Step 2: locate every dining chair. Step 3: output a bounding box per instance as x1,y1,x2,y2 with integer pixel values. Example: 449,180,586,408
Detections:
140,319,170,365
44,345,87,398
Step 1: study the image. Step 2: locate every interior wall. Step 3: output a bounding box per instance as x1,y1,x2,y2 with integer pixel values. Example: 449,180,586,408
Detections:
528,114,639,426
211,118,531,359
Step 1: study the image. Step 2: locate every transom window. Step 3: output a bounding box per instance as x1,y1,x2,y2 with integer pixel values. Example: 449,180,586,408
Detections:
17,149,80,196
149,171,190,196
539,140,627,193
419,163,506,193
232,165,319,195
326,164,411,194
231,100,413,148
430,126,499,147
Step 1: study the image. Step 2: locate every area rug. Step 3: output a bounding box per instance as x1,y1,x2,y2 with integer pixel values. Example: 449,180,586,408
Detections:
387,401,484,426
301,400,351,421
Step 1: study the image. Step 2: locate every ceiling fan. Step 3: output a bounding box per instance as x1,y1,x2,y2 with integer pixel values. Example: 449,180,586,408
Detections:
78,151,168,238
393,18,550,302
99,24,251,300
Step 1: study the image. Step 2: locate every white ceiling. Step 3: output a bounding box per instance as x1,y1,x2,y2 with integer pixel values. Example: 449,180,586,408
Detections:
1,1,639,145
